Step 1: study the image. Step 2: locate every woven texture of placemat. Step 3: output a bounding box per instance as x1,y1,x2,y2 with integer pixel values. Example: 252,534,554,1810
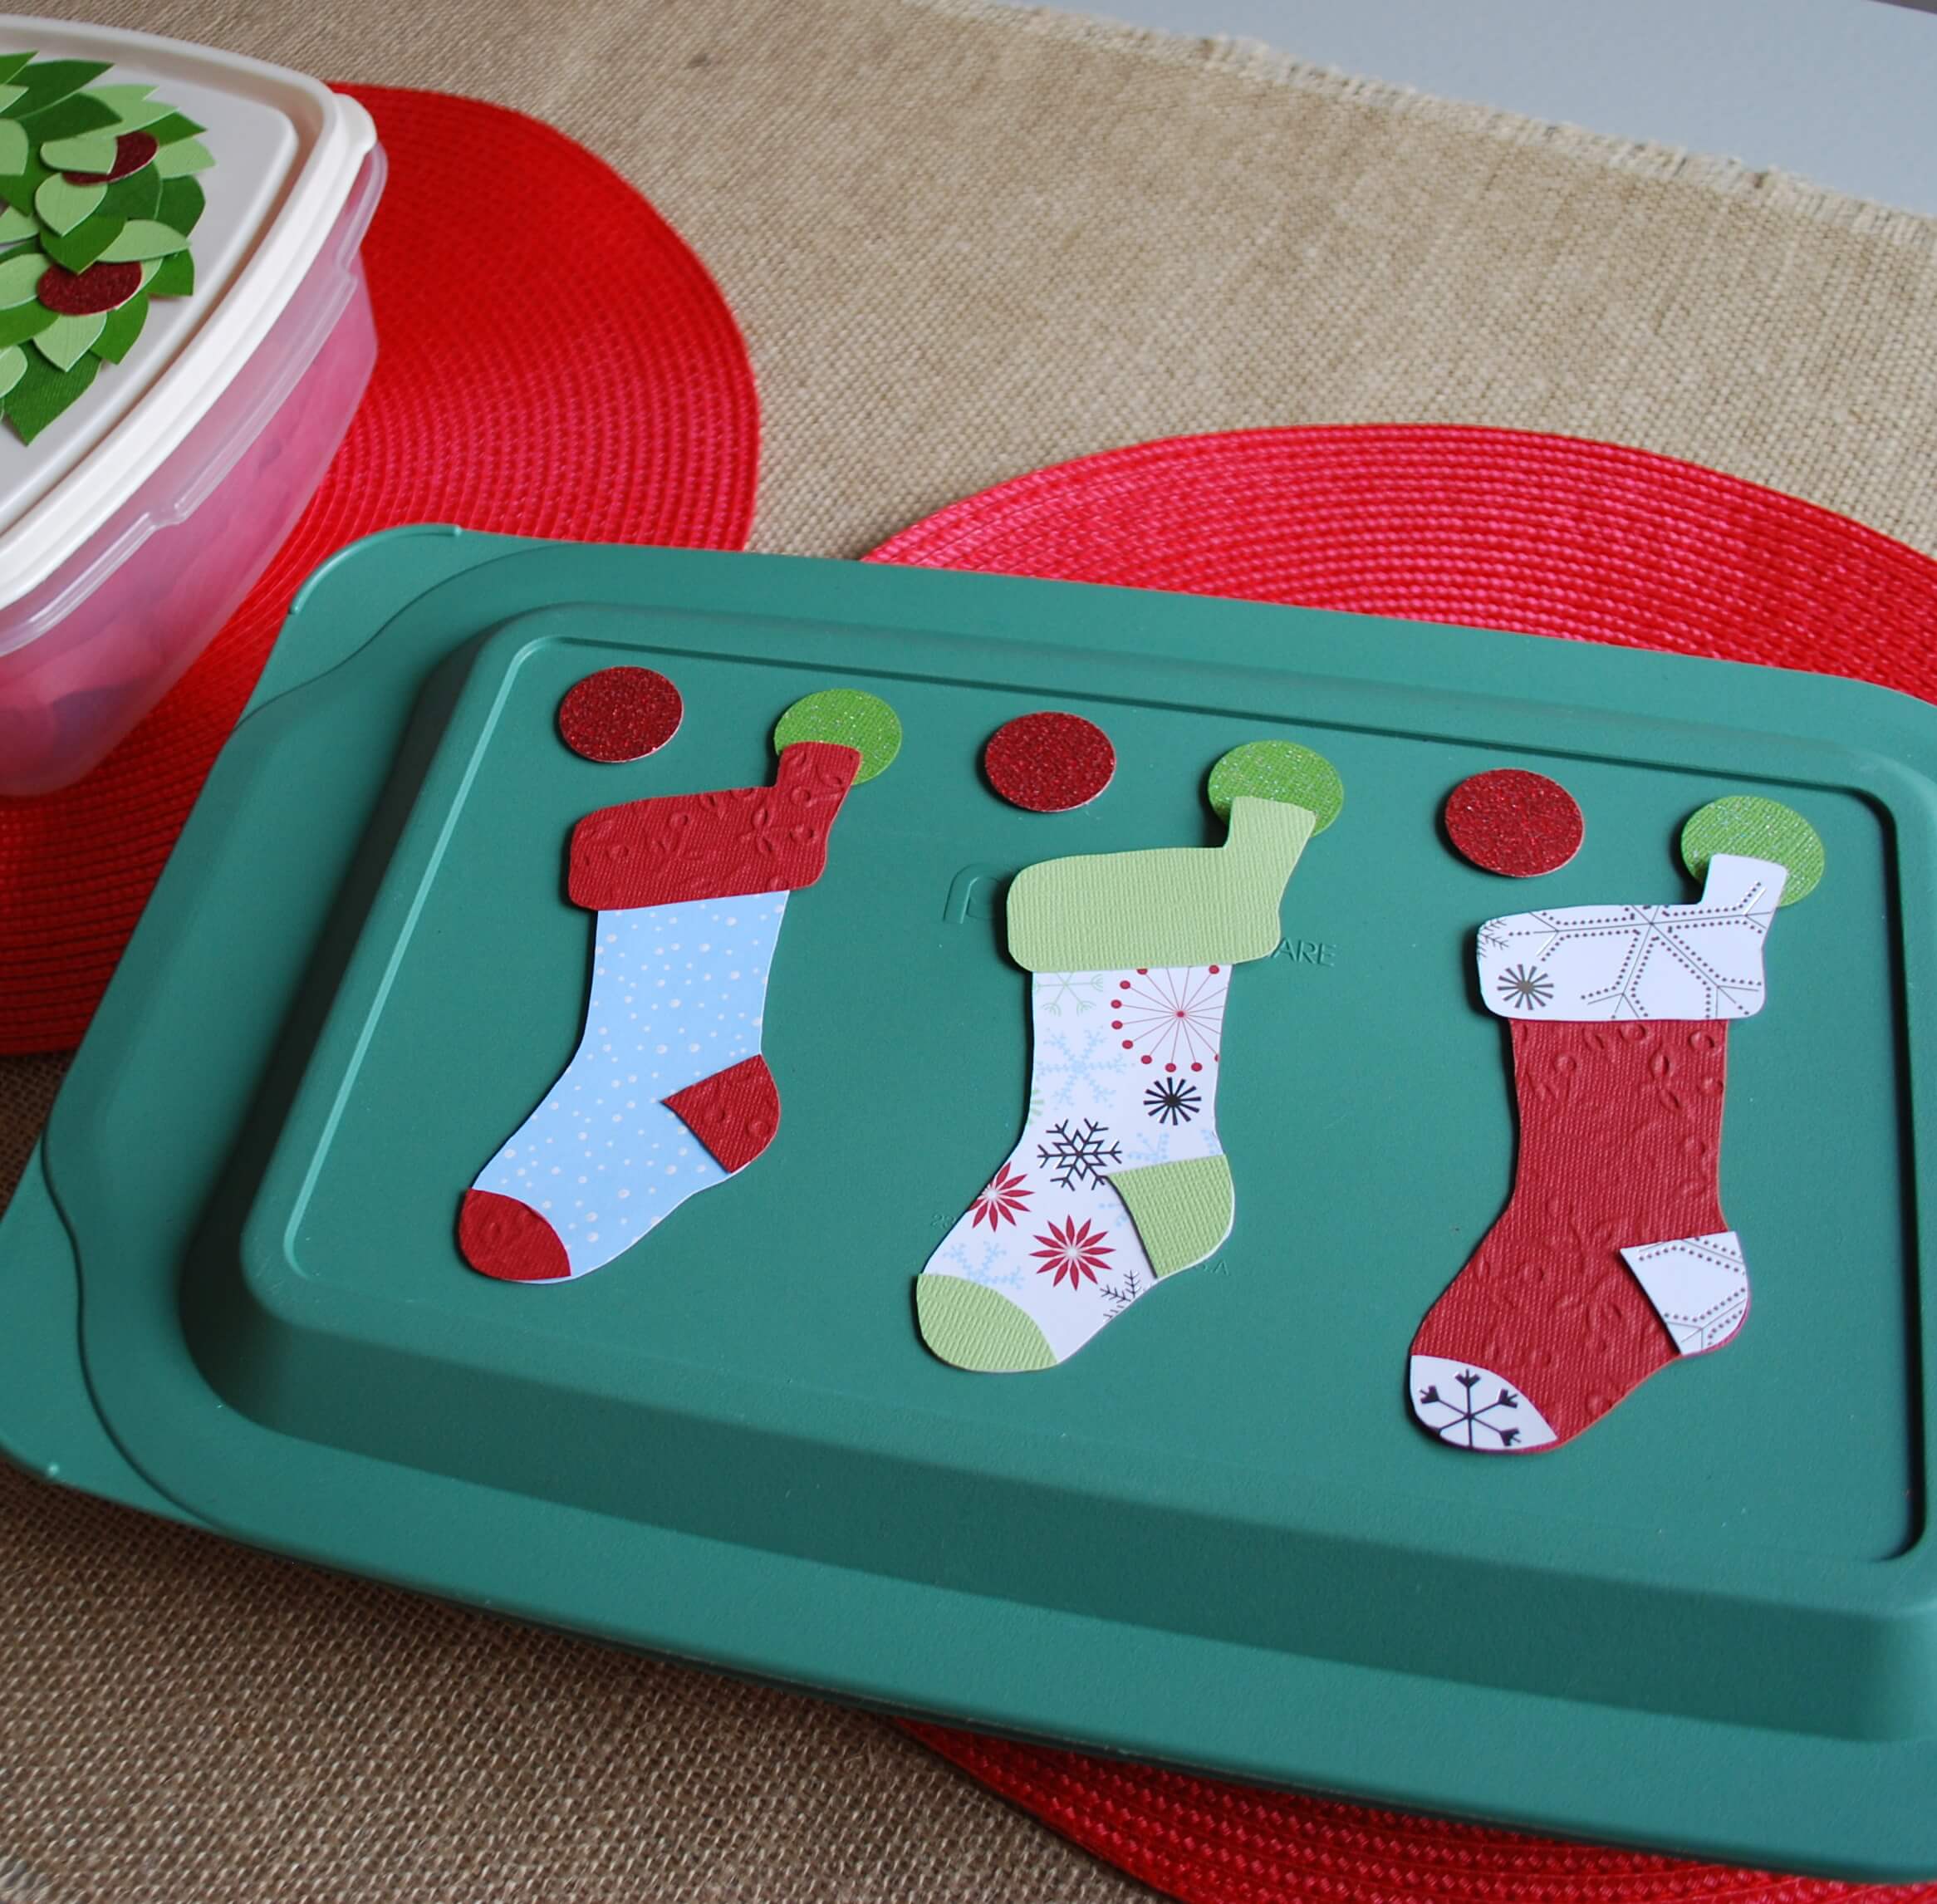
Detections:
6,0,1937,1897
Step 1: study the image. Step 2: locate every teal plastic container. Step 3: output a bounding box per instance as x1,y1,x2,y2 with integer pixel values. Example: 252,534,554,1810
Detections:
3,528,1935,1876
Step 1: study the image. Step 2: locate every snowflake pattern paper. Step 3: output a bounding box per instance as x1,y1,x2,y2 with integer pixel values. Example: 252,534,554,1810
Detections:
920,961,1232,1365
1474,852,1784,1023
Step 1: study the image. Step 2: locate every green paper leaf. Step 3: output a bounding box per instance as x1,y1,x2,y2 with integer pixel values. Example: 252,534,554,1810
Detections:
0,298,54,347
115,161,166,212
34,171,102,234
40,166,161,269
3,346,99,442
21,92,117,143
42,217,121,274
32,309,104,371
0,247,47,305
9,59,111,121
152,137,213,179
103,162,159,219
39,128,116,172
0,341,24,398
145,248,193,298
0,201,34,243
156,174,203,237
100,218,185,263
91,291,147,362
0,53,37,88
86,85,166,131
142,110,205,145
0,116,24,175
0,155,51,206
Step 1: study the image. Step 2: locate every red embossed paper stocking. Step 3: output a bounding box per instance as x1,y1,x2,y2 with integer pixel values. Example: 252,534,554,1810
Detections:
459,689,899,1284
1410,1017,1737,1450
1409,846,1797,1451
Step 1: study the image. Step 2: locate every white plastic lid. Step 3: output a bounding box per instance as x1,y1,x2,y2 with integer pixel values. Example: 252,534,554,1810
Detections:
0,17,375,609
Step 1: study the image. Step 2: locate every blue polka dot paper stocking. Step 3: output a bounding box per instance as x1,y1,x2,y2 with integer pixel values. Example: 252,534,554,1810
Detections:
464,897,788,1280
459,734,865,1282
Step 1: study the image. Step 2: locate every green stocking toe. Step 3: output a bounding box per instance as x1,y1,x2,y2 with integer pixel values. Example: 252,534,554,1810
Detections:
916,1276,1057,1373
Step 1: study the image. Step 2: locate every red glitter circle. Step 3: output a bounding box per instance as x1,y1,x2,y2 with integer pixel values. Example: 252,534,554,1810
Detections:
984,710,1115,812
36,259,143,317
1444,768,1584,876
64,130,160,184
557,667,684,762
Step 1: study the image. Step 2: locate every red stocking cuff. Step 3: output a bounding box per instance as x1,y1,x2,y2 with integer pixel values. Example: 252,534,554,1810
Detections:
568,741,860,910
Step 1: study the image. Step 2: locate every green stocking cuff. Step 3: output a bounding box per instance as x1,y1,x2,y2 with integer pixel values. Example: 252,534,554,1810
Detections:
1005,797,1314,973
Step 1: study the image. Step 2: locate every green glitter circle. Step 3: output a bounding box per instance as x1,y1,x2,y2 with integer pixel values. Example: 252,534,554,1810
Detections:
1680,796,1823,906
1206,740,1344,832
772,689,901,783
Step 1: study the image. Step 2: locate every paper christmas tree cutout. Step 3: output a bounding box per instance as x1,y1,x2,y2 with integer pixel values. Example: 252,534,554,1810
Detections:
0,51,213,444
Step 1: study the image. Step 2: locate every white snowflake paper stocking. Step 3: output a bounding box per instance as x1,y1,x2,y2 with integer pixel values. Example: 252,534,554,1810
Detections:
917,763,1334,1372
920,964,1237,1368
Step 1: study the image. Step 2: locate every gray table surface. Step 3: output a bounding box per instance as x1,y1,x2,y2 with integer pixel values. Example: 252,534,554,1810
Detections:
996,0,1937,216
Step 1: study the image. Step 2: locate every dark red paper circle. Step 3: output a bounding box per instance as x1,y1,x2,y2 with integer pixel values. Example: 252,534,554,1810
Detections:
557,667,683,762
1444,768,1584,876
0,86,758,1053
36,259,143,317
983,710,1116,812
65,130,159,185
870,424,1937,1904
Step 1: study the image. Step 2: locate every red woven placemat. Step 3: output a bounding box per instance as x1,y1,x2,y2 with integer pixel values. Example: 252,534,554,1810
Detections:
866,424,1937,694
868,424,1937,1903
0,84,758,1055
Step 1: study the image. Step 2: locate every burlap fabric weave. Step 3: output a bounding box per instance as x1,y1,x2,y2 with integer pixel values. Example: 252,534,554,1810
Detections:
6,0,1937,1896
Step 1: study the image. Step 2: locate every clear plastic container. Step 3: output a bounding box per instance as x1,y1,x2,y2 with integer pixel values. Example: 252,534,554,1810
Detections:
0,22,383,797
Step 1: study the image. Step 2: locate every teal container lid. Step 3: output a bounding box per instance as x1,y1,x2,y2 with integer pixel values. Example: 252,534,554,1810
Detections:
2,528,1935,1877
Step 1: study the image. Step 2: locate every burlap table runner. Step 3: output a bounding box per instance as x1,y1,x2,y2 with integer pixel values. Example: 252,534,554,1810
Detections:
6,1,1937,1896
